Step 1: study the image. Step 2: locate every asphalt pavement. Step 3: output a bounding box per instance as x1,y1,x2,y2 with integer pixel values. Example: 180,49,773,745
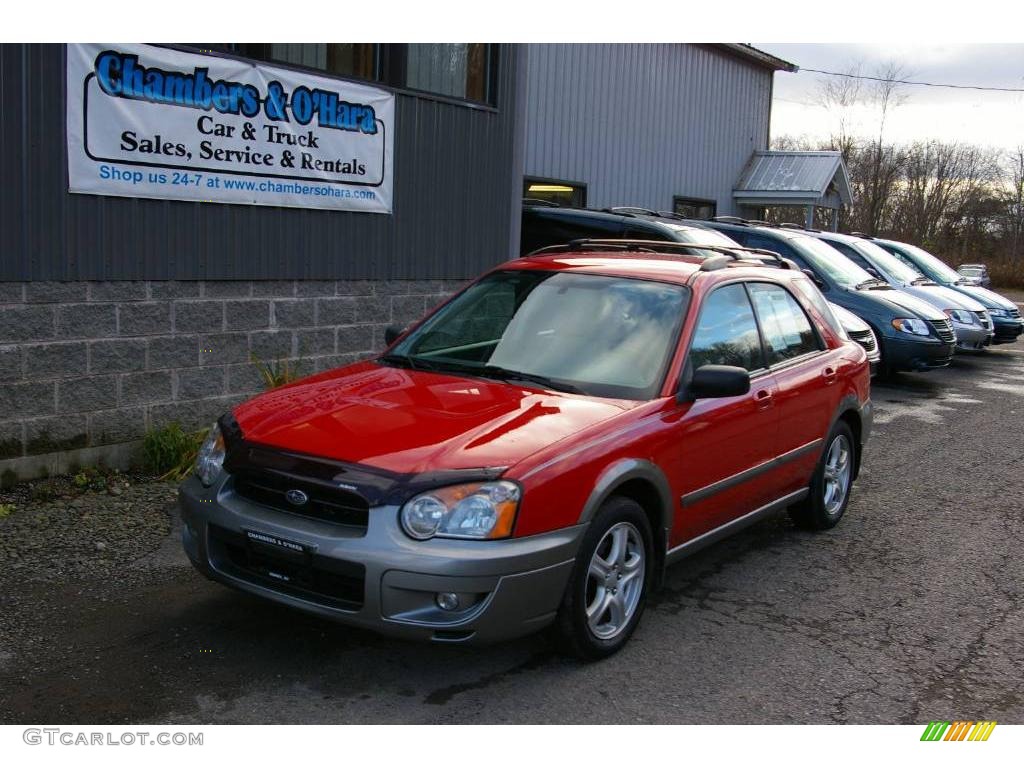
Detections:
1,335,1022,724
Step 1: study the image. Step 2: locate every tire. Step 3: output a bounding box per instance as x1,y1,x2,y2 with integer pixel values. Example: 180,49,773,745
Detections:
552,496,654,660
789,421,856,531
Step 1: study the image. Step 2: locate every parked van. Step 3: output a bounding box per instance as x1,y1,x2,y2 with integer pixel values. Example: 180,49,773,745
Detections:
873,239,1023,345
805,231,993,352
701,219,955,377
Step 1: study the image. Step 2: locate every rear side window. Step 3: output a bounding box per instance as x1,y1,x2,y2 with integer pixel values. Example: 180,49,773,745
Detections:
791,278,844,338
688,284,765,372
520,211,624,255
747,283,822,364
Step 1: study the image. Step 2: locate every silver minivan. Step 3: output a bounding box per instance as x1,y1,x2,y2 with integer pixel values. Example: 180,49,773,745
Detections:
808,231,994,351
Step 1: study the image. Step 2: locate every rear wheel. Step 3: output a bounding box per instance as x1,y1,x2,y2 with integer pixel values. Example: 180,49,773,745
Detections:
552,496,653,660
789,421,855,531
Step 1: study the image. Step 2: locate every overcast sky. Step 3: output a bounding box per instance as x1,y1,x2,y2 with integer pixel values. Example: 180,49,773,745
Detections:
755,44,1024,152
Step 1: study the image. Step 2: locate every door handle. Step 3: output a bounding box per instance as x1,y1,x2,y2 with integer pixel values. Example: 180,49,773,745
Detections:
822,366,837,384
754,389,773,409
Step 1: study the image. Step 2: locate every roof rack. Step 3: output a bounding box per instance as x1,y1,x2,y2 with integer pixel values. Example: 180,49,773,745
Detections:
848,231,875,239
522,198,560,207
711,216,747,224
779,222,820,233
656,211,687,221
525,238,793,271
607,206,661,217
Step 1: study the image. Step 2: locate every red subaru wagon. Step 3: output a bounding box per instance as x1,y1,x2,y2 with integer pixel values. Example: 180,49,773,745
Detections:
180,240,872,658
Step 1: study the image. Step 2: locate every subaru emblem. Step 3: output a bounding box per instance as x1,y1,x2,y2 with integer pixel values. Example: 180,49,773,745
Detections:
285,489,309,506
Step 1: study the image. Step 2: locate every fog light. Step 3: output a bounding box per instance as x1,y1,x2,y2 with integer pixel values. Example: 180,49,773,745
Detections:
436,592,460,611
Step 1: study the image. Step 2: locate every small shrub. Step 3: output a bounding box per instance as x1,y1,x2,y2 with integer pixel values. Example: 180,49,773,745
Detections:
143,422,207,481
71,466,116,493
251,354,305,390
29,479,60,503
0,503,14,519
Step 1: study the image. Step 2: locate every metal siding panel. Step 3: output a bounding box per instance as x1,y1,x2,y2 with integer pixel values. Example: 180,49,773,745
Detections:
524,44,772,216
0,43,520,282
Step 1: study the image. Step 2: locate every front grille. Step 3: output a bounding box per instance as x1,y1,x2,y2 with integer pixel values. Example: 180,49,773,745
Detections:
232,470,370,532
1009,307,1022,320
207,524,365,610
848,328,877,353
928,318,956,344
974,311,993,330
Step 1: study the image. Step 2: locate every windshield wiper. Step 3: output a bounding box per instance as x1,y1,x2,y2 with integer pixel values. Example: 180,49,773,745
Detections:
379,353,435,371
855,278,888,290
911,277,936,286
381,356,585,394
481,365,586,395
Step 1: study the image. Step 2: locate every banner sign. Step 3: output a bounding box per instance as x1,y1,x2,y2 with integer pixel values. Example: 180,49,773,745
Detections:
66,44,395,212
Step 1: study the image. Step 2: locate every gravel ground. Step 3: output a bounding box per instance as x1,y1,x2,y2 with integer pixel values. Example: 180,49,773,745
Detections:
0,333,1022,725
0,472,176,583
0,473,179,681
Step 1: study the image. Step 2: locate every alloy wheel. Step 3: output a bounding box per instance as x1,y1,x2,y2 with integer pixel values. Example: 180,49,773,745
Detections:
585,522,645,640
823,434,852,515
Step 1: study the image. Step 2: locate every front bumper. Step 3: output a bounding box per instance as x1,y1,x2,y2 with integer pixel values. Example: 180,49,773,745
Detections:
179,475,584,644
991,316,1024,344
953,324,993,351
880,335,955,372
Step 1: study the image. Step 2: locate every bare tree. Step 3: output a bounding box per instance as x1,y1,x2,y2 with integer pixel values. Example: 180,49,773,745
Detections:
1002,146,1024,258
859,61,911,235
813,61,864,160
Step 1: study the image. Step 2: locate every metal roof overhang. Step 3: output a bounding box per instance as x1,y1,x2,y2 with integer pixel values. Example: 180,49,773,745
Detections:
733,151,853,210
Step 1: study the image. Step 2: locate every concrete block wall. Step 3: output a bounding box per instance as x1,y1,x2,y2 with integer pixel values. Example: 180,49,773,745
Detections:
0,279,463,477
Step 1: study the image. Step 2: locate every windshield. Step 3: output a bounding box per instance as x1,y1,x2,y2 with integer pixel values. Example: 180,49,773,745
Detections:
850,240,924,284
386,270,690,400
666,225,740,247
788,236,875,289
882,242,962,285
659,223,742,259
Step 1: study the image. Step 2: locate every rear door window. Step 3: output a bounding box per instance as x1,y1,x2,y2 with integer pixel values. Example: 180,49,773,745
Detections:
747,283,823,364
688,284,766,372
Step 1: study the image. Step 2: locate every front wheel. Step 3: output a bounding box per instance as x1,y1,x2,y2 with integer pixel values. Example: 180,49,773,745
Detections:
789,421,856,531
552,496,653,660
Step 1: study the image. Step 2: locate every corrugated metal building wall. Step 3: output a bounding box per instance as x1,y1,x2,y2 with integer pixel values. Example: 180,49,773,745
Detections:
0,44,522,282
523,44,773,214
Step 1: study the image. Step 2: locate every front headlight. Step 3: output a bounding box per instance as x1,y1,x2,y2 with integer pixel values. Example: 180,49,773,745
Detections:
195,422,225,487
987,307,1008,318
400,481,521,540
891,318,932,337
945,309,977,325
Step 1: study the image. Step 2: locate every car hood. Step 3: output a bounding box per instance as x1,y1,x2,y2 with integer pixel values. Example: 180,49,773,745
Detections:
231,361,637,474
951,284,1017,311
857,286,947,321
828,301,870,332
904,284,986,312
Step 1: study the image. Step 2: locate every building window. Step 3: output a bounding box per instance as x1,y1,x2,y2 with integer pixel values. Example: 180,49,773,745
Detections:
225,43,497,105
673,196,717,220
404,44,491,102
233,44,379,82
524,178,587,208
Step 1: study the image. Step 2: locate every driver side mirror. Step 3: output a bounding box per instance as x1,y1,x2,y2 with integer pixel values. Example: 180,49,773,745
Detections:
384,325,406,346
679,365,751,402
802,268,826,289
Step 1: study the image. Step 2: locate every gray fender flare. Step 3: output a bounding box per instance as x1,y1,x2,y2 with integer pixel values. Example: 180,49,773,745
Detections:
576,458,674,561
826,392,869,478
